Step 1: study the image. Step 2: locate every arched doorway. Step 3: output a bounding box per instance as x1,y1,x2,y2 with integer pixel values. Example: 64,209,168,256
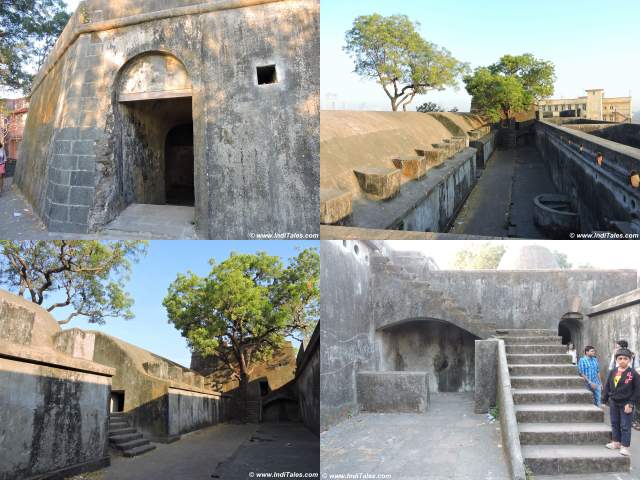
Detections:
108,52,197,234
558,313,584,355
376,318,480,393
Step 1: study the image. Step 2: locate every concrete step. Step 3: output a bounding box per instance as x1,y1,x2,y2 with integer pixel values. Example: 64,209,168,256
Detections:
507,353,572,365
508,364,579,376
109,412,127,418
497,329,558,337
522,445,629,475
506,344,569,354
499,335,563,345
109,420,129,428
519,423,611,445
510,375,585,389
109,429,139,440
110,432,143,444
122,443,156,457
512,389,594,405
116,437,150,450
515,404,603,423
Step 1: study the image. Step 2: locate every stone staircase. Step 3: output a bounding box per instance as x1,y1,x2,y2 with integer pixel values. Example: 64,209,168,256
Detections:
498,328,630,476
109,412,156,457
244,399,262,423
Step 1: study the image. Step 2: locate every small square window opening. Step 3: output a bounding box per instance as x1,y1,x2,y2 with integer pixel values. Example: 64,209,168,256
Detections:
257,65,278,85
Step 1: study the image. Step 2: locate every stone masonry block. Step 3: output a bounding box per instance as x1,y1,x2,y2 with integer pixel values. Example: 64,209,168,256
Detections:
433,142,454,158
69,186,93,206
474,339,499,413
76,156,96,172
71,171,95,187
72,140,95,156
55,141,72,155
356,371,430,413
392,156,428,180
48,203,69,222
320,189,352,224
354,167,401,200
452,135,469,148
54,155,77,170
47,220,88,234
69,206,89,225
49,168,71,186
51,184,70,204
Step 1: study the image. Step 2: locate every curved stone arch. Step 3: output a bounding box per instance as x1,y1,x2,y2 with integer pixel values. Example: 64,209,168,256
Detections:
375,317,481,393
558,312,586,356
115,51,193,103
377,316,484,339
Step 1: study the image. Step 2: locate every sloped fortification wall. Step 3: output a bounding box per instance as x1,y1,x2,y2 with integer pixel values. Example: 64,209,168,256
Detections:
17,0,319,238
0,291,114,480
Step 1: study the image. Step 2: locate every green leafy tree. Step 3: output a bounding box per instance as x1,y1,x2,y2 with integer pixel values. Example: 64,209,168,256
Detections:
163,249,319,417
344,14,468,112
416,101,444,113
0,240,147,324
464,67,530,122
489,54,555,103
465,53,555,122
552,250,572,269
0,0,70,93
452,243,506,269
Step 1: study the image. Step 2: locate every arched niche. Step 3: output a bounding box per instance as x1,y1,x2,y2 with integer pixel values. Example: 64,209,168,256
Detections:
118,53,192,103
558,312,584,356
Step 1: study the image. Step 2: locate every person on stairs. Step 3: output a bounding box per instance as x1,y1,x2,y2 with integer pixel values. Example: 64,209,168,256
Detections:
578,346,602,407
603,348,640,457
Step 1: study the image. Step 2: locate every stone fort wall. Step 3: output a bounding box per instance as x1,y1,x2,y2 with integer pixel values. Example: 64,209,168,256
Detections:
17,0,319,238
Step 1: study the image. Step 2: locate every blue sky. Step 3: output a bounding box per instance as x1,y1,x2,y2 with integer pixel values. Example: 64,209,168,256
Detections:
321,0,640,112
47,241,318,368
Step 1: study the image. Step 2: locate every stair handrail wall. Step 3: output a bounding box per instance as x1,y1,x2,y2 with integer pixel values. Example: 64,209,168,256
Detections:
497,339,527,480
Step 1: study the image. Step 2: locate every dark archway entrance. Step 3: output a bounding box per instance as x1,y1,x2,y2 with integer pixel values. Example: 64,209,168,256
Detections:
558,314,584,354
377,319,479,393
165,124,195,206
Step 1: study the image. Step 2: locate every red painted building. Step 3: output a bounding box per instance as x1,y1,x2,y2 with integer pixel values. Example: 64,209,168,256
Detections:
1,97,29,161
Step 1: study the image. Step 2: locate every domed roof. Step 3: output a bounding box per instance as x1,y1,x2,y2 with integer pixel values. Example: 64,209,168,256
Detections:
497,245,559,270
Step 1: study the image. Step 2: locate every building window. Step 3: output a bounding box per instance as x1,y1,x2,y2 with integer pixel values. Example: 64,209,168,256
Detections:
554,105,558,111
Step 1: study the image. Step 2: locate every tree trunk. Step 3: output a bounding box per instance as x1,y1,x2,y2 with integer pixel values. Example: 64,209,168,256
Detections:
391,98,399,112
238,371,249,422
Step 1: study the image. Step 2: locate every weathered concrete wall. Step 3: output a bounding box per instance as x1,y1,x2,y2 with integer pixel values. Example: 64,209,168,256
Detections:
356,371,429,413
391,149,477,232
470,130,497,169
474,339,498,413
587,289,640,377
535,120,640,233
587,123,640,149
56,329,227,442
18,0,320,238
297,322,319,435
423,270,637,330
377,320,477,394
0,290,115,480
320,240,376,430
167,388,224,437
0,344,114,480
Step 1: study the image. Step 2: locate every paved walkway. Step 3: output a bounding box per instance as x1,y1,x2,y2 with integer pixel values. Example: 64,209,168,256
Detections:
68,422,318,480
449,144,556,238
321,393,510,480
0,178,199,239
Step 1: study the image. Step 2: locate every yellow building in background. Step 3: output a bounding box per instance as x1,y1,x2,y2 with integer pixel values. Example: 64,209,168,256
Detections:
538,89,632,122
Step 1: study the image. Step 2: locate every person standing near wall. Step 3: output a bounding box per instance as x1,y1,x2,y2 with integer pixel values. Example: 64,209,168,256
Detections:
567,342,577,365
578,346,602,407
603,349,640,457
